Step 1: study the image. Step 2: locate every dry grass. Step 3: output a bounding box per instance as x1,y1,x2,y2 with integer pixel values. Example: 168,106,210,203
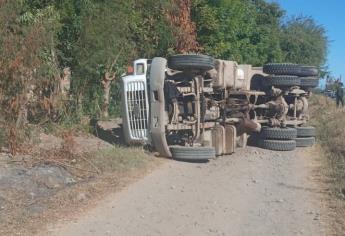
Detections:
33,133,152,178
309,94,345,234
0,144,160,236
91,147,151,172
309,95,345,194
0,123,162,236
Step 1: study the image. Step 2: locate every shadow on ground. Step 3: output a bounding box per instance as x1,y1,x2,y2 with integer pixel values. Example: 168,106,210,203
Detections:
91,118,126,146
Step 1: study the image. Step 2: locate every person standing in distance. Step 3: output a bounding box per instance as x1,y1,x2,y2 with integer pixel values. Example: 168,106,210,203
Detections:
335,81,344,107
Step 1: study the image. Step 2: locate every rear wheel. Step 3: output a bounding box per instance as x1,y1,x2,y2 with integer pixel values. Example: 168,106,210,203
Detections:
259,139,296,151
298,66,319,77
296,126,316,137
168,54,215,72
263,63,301,76
300,77,319,88
295,137,315,147
264,75,301,87
260,127,297,140
250,74,264,91
170,146,216,161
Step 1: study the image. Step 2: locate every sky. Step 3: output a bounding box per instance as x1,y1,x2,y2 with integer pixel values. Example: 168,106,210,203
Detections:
271,0,345,85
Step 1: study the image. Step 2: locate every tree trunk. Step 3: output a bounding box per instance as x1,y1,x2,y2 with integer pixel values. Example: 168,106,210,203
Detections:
16,75,30,128
102,72,116,119
60,67,71,96
168,0,199,53
16,95,28,128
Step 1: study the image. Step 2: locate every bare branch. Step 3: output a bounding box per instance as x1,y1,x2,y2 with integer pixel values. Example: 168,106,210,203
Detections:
108,47,124,74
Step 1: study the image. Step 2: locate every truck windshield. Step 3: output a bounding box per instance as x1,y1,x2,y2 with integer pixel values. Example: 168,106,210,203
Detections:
136,63,145,75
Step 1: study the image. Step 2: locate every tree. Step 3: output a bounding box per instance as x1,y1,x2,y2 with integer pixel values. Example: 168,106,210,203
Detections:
0,0,60,126
250,0,284,64
168,0,199,53
192,0,285,65
280,16,328,67
70,0,177,118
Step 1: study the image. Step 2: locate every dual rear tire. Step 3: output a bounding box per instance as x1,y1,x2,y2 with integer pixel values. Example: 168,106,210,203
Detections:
263,63,318,77
295,126,316,147
256,126,316,151
257,127,297,151
262,63,319,89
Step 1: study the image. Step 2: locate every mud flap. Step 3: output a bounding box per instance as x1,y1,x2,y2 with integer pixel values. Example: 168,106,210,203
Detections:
149,58,172,158
225,125,236,154
211,125,236,156
237,133,248,148
212,125,225,156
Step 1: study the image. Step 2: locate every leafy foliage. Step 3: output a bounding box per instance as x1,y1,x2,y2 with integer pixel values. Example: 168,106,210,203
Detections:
192,0,328,67
192,0,285,65
280,16,328,66
0,0,329,131
68,0,177,116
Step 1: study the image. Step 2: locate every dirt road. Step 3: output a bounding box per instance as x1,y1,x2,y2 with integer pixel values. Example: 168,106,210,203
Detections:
48,146,327,236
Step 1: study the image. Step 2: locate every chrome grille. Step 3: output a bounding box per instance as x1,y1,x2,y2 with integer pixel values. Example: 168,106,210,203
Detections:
126,81,148,139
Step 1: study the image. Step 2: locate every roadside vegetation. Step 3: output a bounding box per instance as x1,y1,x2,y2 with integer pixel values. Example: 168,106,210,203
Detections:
309,94,345,233
309,95,345,196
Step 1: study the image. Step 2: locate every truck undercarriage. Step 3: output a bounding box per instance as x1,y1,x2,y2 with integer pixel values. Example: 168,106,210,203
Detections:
121,55,319,161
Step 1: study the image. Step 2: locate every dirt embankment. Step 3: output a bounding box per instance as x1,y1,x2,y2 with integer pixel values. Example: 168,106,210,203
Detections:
0,121,160,236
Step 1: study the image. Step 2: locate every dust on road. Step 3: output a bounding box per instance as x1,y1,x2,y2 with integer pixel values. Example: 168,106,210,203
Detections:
48,146,327,236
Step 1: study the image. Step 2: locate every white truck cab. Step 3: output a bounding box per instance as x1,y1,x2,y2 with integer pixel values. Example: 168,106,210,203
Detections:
121,59,151,144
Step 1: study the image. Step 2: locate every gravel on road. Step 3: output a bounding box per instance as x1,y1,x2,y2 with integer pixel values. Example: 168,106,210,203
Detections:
48,146,327,236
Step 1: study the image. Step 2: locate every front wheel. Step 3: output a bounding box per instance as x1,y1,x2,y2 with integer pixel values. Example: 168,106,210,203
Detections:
168,54,215,72
170,146,216,161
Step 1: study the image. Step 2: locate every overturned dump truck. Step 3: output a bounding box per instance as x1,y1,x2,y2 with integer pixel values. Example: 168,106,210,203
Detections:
121,55,318,161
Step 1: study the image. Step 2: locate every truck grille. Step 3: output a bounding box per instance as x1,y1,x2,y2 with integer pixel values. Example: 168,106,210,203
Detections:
126,81,148,139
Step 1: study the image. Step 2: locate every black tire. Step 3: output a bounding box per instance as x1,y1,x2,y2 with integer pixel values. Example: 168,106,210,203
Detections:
260,139,296,151
170,146,215,161
295,137,315,147
298,66,319,77
300,77,319,88
296,126,316,137
263,63,301,76
264,75,301,87
260,127,297,140
168,54,215,72
250,74,264,91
